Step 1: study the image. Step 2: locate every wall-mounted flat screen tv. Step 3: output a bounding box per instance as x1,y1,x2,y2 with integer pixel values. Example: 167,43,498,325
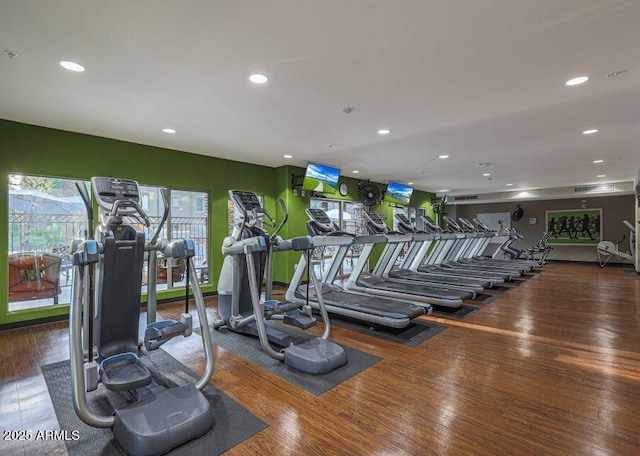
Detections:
302,162,341,194
384,181,413,205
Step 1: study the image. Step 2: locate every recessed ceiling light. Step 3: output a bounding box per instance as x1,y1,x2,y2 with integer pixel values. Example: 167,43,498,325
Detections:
283,154,293,159
582,129,599,135
59,60,85,72
593,159,604,164
597,174,606,178
249,73,268,84
506,183,514,187
377,129,391,135
482,173,491,177
407,182,414,185
439,189,450,192
352,170,360,174
565,75,589,86
162,128,176,134
439,155,449,159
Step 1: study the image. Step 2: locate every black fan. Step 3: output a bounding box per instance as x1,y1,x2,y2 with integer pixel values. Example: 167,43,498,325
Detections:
512,204,525,222
358,181,381,207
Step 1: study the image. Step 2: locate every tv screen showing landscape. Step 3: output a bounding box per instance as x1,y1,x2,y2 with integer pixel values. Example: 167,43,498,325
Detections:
384,182,413,205
302,162,340,194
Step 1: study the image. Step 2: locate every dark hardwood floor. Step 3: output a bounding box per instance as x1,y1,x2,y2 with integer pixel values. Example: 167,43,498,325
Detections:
1,262,639,455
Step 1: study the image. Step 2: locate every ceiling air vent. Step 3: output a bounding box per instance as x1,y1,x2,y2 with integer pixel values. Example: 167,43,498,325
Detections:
574,184,614,193
454,195,479,201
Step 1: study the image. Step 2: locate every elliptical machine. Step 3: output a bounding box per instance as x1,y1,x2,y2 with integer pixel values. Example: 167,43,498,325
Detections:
597,221,636,267
70,177,215,456
215,190,347,375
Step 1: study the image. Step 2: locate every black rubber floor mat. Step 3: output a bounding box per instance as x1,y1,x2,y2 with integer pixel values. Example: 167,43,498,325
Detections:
195,325,381,396
327,316,447,347
432,304,480,319
41,348,267,456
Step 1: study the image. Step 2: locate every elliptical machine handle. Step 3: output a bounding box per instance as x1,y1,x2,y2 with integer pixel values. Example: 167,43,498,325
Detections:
75,182,94,240
259,208,276,228
129,200,152,227
229,192,249,241
150,188,170,245
270,198,288,241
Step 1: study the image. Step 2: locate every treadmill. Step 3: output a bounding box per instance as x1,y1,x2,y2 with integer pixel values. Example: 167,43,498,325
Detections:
441,216,528,276
456,217,536,271
343,211,474,308
285,208,427,328
468,218,543,269
392,213,490,291
417,215,514,283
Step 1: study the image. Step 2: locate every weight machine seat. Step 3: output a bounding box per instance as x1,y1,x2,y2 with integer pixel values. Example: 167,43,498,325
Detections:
113,384,214,456
100,353,152,392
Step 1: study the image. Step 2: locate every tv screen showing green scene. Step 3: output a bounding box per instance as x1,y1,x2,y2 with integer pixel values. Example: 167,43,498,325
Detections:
302,162,340,194
384,182,413,205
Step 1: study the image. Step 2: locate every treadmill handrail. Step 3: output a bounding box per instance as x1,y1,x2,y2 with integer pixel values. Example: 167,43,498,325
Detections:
353,234,389,245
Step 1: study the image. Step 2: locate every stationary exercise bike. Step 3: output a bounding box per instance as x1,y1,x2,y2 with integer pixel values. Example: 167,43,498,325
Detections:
215,190,347,375
597,221,636,267
69,177,215,456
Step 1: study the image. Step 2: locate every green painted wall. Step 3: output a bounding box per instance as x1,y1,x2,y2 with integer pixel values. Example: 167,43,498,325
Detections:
0,119,435,325
0,119,275,325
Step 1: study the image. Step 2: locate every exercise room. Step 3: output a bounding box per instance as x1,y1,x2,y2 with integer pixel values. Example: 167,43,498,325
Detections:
1,1,639,455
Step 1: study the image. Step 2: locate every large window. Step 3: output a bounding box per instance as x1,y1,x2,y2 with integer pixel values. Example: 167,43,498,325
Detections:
7,174,89,311
309,198,367,277
139,186,209,291
7,175,209,313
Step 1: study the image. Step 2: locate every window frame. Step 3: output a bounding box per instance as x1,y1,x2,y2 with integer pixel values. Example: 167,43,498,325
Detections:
7,173,91,312
139,184,210,290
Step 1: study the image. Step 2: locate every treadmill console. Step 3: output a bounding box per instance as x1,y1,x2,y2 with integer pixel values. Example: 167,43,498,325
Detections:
443,215,462,232
229,190,262,211
458,217,477,231
306,208,334,232
473,218,491,231
91,177,141,215
394,214,415,233
365,211,388,232
421,215,442,232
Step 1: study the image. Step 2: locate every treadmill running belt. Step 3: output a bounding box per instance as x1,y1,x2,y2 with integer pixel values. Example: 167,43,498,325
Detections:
299,289,425,319
359,277,472,301
389,270,485,289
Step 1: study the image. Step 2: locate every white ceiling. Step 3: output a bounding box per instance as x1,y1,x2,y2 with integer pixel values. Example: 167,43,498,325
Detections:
1,0,639,196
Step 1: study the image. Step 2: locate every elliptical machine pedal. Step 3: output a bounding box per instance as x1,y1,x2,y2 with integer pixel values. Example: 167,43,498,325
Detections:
283,309,316,330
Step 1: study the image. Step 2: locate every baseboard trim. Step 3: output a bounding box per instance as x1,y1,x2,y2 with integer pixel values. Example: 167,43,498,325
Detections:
0,314,69,331
1,291,219,331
